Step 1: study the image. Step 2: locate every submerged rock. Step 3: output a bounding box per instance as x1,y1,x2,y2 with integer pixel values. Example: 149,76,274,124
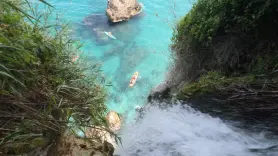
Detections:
108,43,149,92
106,0,142,22
81,13,141,45
120,44,149,72
82,14,111,45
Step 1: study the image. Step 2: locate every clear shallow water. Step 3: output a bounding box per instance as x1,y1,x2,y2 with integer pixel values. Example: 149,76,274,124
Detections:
43,0,192,121
115,104,278,156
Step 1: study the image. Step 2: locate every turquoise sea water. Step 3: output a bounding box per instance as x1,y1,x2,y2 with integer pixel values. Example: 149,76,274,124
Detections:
43,0,192,121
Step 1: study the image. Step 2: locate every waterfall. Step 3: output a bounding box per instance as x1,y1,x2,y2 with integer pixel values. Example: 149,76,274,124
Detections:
115,103,278,156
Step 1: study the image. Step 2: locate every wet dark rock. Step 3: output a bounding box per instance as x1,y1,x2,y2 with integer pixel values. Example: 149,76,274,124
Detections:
135,105,144,112
249,145,278,155
148,82,171,103
183,93,278,135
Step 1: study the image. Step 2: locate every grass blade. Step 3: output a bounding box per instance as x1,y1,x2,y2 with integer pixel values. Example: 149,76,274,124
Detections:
0,71,25,87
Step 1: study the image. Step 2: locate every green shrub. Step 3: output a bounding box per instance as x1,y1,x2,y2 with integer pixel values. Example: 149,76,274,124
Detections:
173,0,222,44
0,1,115,154
171,0,278,81
173,0,277,45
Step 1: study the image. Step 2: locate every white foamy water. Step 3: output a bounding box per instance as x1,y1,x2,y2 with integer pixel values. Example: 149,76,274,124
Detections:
115,104,278,156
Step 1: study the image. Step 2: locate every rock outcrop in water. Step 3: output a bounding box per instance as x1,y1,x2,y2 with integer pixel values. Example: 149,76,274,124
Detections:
106,111,121,131
106,0,142,22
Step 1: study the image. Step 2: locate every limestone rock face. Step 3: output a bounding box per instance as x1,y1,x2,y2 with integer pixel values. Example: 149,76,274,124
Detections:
46,132,114,156
106,111,121,132
85,126,115,146
106,0,142,22
84,111,121,148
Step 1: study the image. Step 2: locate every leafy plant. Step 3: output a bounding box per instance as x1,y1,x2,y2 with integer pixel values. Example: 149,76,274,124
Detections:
171,0,278,83
0,0,118,154
173,0,278,45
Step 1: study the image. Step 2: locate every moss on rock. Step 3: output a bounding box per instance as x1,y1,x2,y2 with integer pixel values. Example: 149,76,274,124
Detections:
177,72,255,100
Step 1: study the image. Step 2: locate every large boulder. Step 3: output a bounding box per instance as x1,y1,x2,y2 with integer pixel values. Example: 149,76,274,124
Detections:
106,111,121,132
106,0,142,22
85,126,118,148
84,111,121,148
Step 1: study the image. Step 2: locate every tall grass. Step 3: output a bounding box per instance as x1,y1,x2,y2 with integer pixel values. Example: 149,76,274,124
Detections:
0,0,117,154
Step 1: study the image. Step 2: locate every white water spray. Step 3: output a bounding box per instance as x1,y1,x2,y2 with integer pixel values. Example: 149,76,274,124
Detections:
115,104,277,156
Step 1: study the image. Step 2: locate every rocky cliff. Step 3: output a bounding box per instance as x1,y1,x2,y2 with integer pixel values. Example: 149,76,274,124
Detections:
149,0,278,134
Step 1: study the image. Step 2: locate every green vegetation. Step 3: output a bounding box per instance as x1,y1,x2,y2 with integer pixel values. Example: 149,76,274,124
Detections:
171,0,278,101
0,1,114,154
177,72,255,100
173,0,278,45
